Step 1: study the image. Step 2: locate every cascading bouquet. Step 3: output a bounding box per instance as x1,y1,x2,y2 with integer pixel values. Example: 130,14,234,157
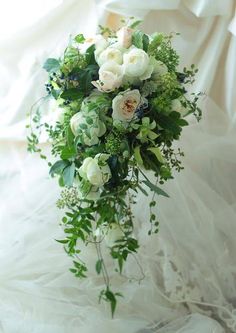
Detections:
27,20,201,316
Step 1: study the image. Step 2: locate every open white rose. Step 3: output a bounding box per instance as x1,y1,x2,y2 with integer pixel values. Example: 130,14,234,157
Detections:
123,47,150,78
96,47,123,67
105,223,124,247
92,61,123,92
116,26,133,49
79,154,111,187
112,89,141,121
70,111,106,146
171,99,188,116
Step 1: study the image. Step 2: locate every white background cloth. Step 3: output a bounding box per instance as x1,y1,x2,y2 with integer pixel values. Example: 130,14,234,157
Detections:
0,0,236,332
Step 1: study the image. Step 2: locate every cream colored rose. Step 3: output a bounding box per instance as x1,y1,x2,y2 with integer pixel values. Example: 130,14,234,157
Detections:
123,48,150,78
70,111,106,146
116,26,133,49
171,99,188,116
112,89,141,121
105,223,124,247
78,154,111,187
96,47,123,67
92,61,123,92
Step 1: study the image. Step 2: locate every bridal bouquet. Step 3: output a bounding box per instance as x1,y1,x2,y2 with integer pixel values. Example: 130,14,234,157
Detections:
27,20,201,316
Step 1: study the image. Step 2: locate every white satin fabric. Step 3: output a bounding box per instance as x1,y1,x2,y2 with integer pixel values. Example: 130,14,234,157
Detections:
0,1,236,332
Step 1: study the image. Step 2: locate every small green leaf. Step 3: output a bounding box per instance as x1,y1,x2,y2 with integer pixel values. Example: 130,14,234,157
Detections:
143,180,169,197
148,147,165,164
55,239,69,244
43,58,60,72
105,289,117,318
137,184,148,196
132,30,143,49
49,160,69,176
62,163,75,187
60,89,82,100
134,146,143,166
95,259,103,274
142,33,149,52
130,20,142,29
74,34,85,43
60,146,77,159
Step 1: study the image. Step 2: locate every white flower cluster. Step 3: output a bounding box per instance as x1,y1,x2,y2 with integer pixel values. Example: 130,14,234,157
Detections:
91,27,168,93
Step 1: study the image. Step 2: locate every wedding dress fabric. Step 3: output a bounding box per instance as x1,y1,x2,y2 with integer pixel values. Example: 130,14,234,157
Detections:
0,0,236,332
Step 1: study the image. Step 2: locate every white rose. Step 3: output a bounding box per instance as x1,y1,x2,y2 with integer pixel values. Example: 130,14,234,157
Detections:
80,34,108,55
92,61,123,92
151,58,168,80
105,223,124,247
112,89,141,121
116,26,133,49
123,48,150,78
70,111,106,146
96,47,123,67
79,154,111,187
171,99,188,116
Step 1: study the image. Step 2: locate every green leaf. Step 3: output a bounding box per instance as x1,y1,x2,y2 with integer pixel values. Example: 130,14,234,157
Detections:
74,34,85,43
85,44,96,65
77,64,98,94
43,58,60,72
60,146,77,159
95,259,103,274
130,20,142,29
118,256,123,273
148,147,165,164
132,30,143,49
134,146,143,166
142,33,149,52
62,163,75,187
137,184,148,196
55,239,69,244
60,88,83,100
105,289,117,318
49,160,69,176
143,180,169,197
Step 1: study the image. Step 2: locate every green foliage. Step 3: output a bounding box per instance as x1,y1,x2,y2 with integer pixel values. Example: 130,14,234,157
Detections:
43,58,60,73
74,34,85,44
148,33,179,71
132,30,149,51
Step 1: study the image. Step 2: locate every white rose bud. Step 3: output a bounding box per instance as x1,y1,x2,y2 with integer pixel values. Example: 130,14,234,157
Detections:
70,111,106,146
92,61,123,92
171,99,188,117
116,26,133,49
105,223,124,247
123,48,150,78
112,89,141,121
78,154,111,187
96,47,123,67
